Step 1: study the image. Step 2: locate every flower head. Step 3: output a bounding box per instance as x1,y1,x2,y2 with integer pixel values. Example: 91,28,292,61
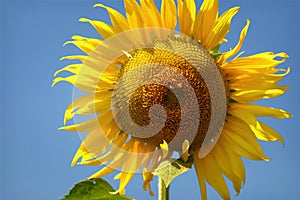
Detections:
54,0,291,199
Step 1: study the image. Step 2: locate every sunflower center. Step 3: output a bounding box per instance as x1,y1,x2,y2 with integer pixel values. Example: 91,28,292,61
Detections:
114,37,227,150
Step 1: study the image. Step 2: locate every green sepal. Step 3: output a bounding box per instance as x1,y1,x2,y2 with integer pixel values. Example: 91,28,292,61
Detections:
210,44,222,61
61,178,134,200
153,156,194,188
229,88,236,93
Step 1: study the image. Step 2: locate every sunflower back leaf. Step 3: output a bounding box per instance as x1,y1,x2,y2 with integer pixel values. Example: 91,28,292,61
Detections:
61,178,134,200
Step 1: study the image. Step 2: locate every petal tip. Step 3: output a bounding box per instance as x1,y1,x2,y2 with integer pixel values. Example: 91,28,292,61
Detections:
93,3,104,8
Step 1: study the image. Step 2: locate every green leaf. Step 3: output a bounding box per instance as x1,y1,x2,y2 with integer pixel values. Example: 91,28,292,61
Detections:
153,157,193,188
61,178,134,200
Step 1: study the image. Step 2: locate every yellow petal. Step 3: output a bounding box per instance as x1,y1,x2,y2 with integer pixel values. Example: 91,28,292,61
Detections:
231,67,290,84
181,139,189,162
140,0,163,27
121,140,144,172
231,79,288,92
161,0,176,29
237,103,291,119
52,75,99,92
118,172,134,195
89,166,115,179
226,150,245,186
54,64,81,77
75,130,113,165
178,0,196,36
220,140,245,191
194,156,207,200
229,68,290,90
77,125,122,168
60,55,86,62
218,20,250,64
79,18,115,39
80,120,121,160
255,121,284,144
75,98,112,116
59,110,113,132
94,135,131,165
62,91,112,124
201,153,230,199
223,119,269,161
223,52,288,69
71,35,102,47
63,40,96,54
124,0,145,29
206,7,240,50
124,0,154,43
114,172,122,180
231,86,288,103
160,140,169,160
225,67,281,78
94,4,129,33
63,94,91,124
63,35,102,54
212,142,242,194
229,105,285,143
222,129,262,161
142,169,155,196
71,143,88,166
193,0,218,44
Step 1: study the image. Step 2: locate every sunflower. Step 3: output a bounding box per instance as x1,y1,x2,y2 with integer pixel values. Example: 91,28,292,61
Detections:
53,0,291,199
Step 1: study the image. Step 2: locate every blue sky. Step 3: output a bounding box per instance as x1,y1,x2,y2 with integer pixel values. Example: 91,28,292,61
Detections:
1,0,299,199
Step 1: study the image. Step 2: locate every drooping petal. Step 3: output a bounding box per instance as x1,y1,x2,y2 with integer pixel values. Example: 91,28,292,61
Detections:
212,142,243,195
218,20,250,64
223,119,269,161
142,169,155,196
195,152,230,199
194,157,208,200
256,121,285,144
230,104,286,143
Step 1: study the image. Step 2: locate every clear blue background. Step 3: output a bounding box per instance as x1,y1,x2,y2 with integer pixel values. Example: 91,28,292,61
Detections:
1,0,299,199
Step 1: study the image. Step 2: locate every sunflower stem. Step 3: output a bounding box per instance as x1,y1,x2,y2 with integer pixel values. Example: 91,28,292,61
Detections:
158,177,169,200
